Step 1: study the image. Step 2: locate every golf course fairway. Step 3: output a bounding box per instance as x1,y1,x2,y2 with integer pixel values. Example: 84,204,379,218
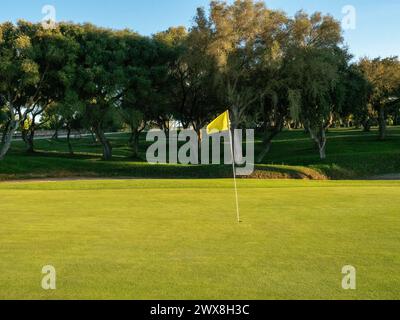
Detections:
0,179,399,300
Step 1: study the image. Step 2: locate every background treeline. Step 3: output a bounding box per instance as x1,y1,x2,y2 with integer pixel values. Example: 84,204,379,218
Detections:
0,0,399,162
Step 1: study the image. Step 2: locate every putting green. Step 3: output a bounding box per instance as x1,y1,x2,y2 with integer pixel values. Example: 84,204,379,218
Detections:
0,179,399,300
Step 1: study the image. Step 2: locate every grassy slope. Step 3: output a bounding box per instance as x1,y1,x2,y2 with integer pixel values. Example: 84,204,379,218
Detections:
0,127,400,180
262,127,400,179
0,179,399,300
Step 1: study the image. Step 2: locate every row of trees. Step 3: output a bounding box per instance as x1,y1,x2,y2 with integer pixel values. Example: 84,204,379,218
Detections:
1,0,400,161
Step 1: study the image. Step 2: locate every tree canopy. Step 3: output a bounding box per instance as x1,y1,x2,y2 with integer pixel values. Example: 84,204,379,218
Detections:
0,0,398,161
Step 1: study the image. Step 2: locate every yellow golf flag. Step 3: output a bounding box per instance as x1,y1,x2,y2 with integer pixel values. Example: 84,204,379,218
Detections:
206,110,230,135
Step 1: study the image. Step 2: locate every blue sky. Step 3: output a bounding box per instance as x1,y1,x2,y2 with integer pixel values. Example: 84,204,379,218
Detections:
0,0,399,59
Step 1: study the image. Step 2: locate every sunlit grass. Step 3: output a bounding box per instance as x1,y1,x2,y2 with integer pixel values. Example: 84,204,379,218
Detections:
0,179,399,299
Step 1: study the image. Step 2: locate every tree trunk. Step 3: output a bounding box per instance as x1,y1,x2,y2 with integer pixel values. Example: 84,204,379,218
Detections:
94,126,112,161
257,118,284,163
67,127,74,155
52,125,59,140
26,129,35,153
378,107,386,140
21,128,28,146
21,127,35,153
319,146,326,159
362,119,371,132
90,130,98,143
309,126,327,160
1,120,11,146
319,132,327,160
129,130,140,159
0,119,18,160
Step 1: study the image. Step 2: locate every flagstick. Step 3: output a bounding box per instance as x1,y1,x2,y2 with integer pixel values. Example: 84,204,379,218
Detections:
229,125,241,223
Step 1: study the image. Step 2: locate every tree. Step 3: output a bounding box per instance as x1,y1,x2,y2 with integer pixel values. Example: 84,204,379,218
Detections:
0,13,397,164
52,90,84,155
283,11,344,159
253,63,289,162
185,23,222,138
189,0,287,163
18,22,78,153
156,16,222,140
251,10,291,162
0,21,78,158
339,64,371,131
286,46,343,159
0,22,40,160
204,0,270,130
0,104,8,146
64,24,130,160
358,57,400,140
119,35,172,158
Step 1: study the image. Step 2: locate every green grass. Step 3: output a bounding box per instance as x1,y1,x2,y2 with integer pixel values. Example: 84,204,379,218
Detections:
261,127,400,179
0,179,399,300
1,126,400,180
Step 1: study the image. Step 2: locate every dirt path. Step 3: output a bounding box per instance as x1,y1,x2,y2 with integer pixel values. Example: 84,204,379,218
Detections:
0,177,145,184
